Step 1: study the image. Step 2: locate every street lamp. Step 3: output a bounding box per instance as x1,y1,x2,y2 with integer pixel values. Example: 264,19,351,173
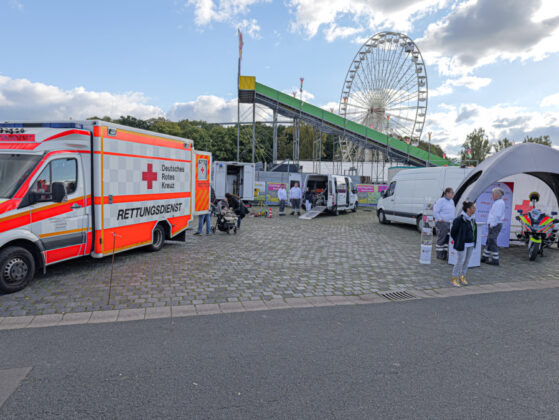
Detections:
427,131,432,167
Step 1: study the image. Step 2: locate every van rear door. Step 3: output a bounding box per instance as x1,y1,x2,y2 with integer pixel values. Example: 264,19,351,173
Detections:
242,164,255,201
193,151,212,215
335,176,347,209
214,162,226,199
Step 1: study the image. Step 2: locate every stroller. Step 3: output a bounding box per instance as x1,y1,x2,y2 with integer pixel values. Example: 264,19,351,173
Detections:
212,200,238,234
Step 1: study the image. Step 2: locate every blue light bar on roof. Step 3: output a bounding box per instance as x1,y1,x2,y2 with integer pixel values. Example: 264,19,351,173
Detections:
0,122,83,128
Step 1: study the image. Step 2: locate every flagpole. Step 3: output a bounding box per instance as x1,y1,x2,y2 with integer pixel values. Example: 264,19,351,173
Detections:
237,54,240,162
237,29,243,162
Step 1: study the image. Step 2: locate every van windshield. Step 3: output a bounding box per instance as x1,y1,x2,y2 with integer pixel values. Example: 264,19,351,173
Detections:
0,154,42,200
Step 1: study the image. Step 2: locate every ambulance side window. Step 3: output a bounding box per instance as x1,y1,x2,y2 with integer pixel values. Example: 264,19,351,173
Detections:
33,165,52,196
31,158,78,197
52,159,78,195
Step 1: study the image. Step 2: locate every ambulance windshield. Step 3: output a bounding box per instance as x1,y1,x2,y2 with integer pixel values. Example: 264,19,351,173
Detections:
0,154,42,199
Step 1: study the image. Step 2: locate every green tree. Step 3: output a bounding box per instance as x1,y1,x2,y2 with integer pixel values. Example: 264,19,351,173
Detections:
493,137,514,152
416,140,444,158
460,128,492,165
522,135,552,147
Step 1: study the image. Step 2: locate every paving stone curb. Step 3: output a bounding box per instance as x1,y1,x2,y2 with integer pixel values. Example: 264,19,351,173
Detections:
2,279,559,331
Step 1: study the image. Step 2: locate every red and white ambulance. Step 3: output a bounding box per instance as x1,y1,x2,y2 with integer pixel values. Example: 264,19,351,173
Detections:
0,121,211,293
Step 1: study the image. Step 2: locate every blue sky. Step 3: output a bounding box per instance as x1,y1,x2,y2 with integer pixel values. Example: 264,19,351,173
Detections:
1,0,559,155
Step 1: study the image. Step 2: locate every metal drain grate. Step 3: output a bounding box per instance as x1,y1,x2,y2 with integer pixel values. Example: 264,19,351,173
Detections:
379,290,418,302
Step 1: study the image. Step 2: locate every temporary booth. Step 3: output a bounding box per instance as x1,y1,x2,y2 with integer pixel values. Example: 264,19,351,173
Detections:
454,144,559,211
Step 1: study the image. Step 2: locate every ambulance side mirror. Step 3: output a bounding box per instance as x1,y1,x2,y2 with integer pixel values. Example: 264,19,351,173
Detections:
51,182,67,203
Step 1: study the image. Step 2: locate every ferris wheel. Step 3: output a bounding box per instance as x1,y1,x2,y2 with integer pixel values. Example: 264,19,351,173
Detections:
339,31,427,145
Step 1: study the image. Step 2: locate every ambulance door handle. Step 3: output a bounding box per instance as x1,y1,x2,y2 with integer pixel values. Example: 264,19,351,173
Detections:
71,203,82,210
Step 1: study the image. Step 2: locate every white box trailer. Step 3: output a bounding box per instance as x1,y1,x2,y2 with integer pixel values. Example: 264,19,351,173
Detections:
0,120,211,293
212,161,255,201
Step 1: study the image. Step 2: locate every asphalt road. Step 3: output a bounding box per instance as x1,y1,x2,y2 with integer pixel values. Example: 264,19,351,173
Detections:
2,288,559,419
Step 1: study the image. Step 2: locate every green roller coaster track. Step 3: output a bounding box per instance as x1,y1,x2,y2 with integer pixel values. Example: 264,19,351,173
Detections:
239,76,452,167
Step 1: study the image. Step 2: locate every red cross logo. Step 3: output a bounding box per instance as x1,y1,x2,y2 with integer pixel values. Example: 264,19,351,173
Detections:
142,163,157,189
515,200,533,215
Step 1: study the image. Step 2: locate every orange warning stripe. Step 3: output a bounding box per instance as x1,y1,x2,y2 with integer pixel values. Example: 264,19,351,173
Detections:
95,126,192,150
39,227,88,239
0,196,90,233
93,150,191,163
195,185,209,211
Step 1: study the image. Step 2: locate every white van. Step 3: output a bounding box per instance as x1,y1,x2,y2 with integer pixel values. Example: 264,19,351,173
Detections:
213,161,255,202
304,174,358,215
377,167,472,229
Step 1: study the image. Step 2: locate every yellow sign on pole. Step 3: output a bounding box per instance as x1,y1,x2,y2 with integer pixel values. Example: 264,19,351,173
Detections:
239,76,255,90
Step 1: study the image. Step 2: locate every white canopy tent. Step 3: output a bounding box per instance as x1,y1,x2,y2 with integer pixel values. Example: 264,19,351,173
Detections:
454,143,559,234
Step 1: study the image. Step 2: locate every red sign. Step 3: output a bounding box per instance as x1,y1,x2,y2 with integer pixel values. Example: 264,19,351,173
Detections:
0,134,36,142
142,163,157,189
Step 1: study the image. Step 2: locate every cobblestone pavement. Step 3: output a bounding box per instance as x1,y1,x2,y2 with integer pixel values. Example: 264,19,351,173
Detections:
1,208,558,317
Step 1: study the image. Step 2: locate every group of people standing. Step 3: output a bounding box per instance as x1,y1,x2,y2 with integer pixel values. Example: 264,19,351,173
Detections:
434,187,506,287
277,182,314,216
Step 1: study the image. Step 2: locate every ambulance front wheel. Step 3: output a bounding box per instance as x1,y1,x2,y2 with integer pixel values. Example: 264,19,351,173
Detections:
148,224,166,252
0,246,36,294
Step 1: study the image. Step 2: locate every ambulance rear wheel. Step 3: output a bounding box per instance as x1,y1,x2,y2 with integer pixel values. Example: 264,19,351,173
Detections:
0,246,35,294
149,225,166,252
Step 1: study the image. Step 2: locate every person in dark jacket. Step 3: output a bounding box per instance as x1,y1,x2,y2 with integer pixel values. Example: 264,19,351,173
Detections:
225,193,247,229
304,187,314,212
450,200,477,287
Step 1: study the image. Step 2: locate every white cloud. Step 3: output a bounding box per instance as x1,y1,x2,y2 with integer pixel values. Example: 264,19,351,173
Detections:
10,0,23,11
167,95,238,122
287,0,449,41
430,75,492,97
425,102,559,156
320,101,340,113
541,92,559,107
238,18,261,39
282,88,315,102
0,75,164,121
324,24,363,43
186,0,269,38
0,75,277,124
419,0,559,75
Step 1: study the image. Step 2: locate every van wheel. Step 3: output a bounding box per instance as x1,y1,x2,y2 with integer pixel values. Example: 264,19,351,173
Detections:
351,203,357,213
333,207,339,216
378,210,389,224
148,224,166,252
416,216,423,232
0,246,35,294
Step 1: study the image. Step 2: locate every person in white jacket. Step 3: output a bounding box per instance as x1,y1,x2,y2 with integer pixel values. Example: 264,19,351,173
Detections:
482,188,506,265
433,187,455,260
277,184,287,216
289,182,302,216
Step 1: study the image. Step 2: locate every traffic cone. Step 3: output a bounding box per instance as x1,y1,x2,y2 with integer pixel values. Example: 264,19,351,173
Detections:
268,208,273,218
